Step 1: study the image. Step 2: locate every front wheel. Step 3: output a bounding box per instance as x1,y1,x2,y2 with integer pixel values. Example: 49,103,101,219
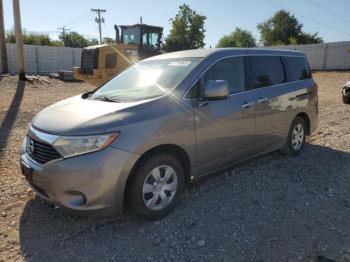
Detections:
127,153,185,220
280,116,306,156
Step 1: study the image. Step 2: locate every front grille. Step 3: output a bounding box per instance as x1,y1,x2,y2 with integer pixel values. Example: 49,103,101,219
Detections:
27,138,62,164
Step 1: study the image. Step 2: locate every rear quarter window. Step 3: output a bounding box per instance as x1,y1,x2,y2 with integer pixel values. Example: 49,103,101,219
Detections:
282,56,311,81
248,56,285,88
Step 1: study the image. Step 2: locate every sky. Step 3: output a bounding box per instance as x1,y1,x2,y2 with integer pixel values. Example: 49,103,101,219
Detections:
2,0,350,47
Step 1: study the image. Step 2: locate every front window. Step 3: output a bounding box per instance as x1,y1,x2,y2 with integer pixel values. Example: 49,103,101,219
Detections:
123,27,140,45
200,56,246,96
142,31,161,50
90,58,202,102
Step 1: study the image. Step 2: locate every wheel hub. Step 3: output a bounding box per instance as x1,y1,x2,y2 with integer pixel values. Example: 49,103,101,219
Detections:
142,165,178,211
291,123,305,150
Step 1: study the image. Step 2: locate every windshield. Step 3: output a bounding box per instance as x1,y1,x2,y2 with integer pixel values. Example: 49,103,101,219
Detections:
123,27,140,45
90,58,202,102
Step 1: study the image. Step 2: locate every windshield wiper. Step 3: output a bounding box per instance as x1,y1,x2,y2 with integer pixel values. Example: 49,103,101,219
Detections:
92,96,124,103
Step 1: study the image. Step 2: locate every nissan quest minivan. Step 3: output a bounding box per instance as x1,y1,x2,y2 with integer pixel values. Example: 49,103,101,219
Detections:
20,48,318,220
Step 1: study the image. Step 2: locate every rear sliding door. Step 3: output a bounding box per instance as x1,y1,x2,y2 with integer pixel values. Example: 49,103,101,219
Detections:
247,55,295,153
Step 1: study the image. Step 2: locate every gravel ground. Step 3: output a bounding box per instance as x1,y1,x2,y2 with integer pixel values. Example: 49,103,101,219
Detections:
0,72,350,262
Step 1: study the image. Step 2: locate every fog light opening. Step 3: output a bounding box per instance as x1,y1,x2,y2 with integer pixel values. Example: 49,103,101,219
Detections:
66,191,87,207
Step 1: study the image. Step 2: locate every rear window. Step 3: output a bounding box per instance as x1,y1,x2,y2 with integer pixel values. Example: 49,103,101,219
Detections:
248,56,285,88
283,56,311,81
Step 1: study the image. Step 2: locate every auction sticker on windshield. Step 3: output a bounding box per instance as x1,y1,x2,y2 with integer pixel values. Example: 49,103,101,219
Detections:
168,61,192,67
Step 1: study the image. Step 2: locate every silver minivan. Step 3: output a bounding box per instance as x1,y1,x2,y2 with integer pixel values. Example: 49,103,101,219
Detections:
20,48,318,219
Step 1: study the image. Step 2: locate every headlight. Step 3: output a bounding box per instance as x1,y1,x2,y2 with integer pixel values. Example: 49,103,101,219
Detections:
53,133,120,158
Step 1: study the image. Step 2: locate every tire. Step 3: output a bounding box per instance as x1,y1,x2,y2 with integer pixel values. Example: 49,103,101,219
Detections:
343,95,350,104
127,153,185,220
280,116,306,156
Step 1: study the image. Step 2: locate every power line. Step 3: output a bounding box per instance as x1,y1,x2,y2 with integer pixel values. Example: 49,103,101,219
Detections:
62,11,92,27
306,0,350,25
67,14,94,28
79,32,100,41
23,30,58,34
81,28,98,36
263,0,350,38
82,34,99,39
100,26,110,42
79,25,96,34
66,15,95,30
58,11,94,37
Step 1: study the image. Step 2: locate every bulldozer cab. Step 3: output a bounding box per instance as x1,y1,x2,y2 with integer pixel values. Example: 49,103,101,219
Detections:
118,24,162,51
73,23,163,87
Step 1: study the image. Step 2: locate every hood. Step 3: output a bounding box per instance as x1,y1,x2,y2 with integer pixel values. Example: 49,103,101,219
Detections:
32,94,155,136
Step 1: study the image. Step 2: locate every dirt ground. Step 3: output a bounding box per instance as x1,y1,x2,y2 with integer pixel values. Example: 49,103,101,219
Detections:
0,72,349,261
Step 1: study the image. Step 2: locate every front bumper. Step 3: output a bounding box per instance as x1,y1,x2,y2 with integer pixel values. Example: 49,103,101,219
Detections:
20,143,139,216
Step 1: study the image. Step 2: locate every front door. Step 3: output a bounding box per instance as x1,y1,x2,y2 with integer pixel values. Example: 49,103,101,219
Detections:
194,56,256,175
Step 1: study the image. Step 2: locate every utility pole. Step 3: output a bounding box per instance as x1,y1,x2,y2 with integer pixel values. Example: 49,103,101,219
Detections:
91,8,106,44
0,0,8,74
58,26,67,35
13,0,25,80
57,27,69,46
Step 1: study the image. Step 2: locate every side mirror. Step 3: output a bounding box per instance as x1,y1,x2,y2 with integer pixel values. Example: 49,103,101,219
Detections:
203,80,229,100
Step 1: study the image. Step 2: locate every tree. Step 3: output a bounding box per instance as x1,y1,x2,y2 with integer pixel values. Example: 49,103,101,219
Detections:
59,31,98,48
5,30,99,47
89,38,99,46
217,27,256,48
298,32,323,45
164,4,206,52
103,37,115,44
5,31,15,43
257,10,323,46
6,30,63,46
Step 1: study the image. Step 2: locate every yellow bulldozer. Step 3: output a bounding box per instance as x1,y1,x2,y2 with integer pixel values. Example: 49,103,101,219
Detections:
73,23,163,87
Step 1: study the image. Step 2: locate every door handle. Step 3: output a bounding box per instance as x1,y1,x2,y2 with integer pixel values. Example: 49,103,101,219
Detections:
258,97,268,103
242,101,254,109
198,100,208,108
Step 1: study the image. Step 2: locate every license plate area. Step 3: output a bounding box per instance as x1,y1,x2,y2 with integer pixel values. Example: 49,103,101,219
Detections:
20,161,33,181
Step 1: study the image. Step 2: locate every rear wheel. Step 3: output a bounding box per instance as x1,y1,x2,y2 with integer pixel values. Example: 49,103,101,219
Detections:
281,116,306,156
343,94,350,104
127,153,185,220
